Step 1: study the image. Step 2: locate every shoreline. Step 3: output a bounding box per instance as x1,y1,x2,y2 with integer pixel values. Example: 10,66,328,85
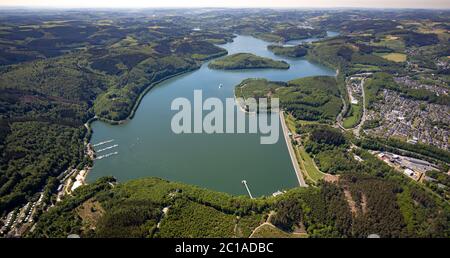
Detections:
279,111,307,187
89,50,229,126
108,51,228,124
54,33,343,206
93,68,200,126
81,52,229,181
80,69,197,185
81,34,336,193
233,91,258,114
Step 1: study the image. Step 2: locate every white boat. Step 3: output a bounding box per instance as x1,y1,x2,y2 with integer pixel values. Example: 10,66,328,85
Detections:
219,83,223,88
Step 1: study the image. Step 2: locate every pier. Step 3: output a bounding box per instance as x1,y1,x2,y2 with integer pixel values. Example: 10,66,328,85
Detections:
96,151,118,160
97,144,118,152
93,139,114,147
241,180,254,199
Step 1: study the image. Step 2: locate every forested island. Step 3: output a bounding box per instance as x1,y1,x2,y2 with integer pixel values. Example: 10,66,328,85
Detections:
208,53,290,70
267,45,308,57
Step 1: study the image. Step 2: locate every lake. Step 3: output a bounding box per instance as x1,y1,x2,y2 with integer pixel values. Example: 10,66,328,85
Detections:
87,33,336,197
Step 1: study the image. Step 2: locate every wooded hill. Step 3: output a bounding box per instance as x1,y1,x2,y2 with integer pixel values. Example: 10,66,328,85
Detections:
235,77,342,123
0,13,231,215
208,53,289,70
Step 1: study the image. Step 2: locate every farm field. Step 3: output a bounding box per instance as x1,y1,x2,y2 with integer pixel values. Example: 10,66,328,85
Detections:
375,52,407,62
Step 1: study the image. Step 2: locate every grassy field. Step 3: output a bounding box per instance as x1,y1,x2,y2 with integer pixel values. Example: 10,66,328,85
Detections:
284,113,324,183
375,52,407,62
297,146,324,182
284,112,325,129
284,113,298,133
343,103,362,128
371,36,405,52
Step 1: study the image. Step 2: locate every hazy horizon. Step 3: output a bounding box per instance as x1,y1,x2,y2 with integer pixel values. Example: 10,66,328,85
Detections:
0,0,449,10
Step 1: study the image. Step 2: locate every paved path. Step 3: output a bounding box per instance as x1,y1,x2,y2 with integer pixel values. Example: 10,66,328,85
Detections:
279,111,307,187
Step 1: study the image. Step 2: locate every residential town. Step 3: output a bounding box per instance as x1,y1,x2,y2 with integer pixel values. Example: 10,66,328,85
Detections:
365,89,449,150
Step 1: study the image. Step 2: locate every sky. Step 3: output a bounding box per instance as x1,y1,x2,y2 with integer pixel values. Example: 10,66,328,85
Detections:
0,0,449,9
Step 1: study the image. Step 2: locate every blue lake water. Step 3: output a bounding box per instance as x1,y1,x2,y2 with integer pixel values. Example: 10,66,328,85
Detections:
88,34,335,197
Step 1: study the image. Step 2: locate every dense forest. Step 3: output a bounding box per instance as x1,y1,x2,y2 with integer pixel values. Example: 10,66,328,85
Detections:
29,168,449,238
0,11,232,216
267,45,308,58
235,76,342,123
208,53,289,70
0,122,85,212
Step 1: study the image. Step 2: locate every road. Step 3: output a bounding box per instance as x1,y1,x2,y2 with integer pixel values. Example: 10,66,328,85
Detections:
335,68,348,130
279,111,307,187
353,78,367,137
336,95,348,131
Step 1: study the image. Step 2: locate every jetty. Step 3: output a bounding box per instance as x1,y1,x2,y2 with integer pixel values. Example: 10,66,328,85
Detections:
241,180,254,199
93,139,114,147
97,144,118,153
96,151,118,160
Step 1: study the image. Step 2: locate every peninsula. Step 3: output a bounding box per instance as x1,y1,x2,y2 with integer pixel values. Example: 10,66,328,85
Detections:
208,53,290,70
267,45,308,58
